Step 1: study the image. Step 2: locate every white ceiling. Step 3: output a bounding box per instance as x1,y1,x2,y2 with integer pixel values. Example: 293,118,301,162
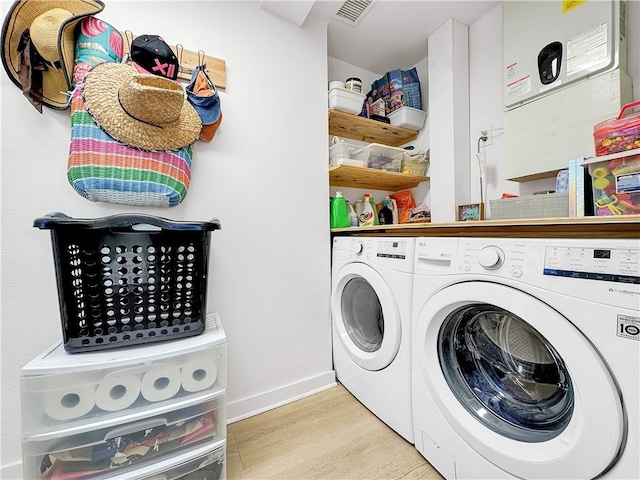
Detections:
306,0,501,74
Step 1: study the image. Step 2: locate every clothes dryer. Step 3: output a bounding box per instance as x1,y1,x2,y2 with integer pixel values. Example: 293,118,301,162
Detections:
412,237,639,479
332,236,415,443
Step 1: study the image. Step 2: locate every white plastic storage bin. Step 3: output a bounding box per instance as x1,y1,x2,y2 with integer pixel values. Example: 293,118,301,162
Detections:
108,442,225,480
366,143,405,172
328,88,365,115
387,107,427,130
22,392,226,480
20,313,226,437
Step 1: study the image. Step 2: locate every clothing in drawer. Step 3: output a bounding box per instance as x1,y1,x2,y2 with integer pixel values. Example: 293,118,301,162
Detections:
23,396,225,480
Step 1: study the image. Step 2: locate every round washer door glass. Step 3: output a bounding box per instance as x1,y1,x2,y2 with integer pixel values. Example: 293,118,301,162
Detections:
332,262,402,371
439,304,573,442
341,277,384,352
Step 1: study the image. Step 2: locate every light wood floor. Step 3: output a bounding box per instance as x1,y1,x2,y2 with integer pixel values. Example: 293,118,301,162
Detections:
227,383,444,480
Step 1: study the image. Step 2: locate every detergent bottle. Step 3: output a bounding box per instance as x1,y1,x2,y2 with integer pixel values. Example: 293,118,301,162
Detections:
330,191,350,228
379,198,394,225
360,194,375,226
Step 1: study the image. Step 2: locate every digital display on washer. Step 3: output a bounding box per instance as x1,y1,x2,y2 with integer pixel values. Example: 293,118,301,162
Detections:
594,249,611,259
377,240,407,259
543,246,640,284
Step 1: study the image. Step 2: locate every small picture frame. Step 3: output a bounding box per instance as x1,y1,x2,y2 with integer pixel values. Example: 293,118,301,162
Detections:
458,203,485,221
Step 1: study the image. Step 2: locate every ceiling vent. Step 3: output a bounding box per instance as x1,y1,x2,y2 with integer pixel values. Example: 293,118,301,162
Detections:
332,0,375,26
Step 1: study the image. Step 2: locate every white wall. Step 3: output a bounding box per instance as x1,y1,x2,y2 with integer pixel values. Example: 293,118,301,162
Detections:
0,1,334,474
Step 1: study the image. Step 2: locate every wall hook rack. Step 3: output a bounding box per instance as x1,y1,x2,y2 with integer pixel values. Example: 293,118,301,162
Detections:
122,33,226,89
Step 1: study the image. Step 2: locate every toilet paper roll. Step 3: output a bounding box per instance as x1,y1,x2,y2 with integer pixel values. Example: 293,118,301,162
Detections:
181,358,218,392
140,366,182,402
43,384,96,420
95,373,141,411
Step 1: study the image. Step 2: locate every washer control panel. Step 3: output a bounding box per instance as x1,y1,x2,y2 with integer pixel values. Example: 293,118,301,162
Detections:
458,239,639,285
543,245,639,284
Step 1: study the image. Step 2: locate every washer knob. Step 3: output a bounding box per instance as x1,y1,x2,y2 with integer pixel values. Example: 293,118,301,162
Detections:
354,241,365,256
478,246,504,270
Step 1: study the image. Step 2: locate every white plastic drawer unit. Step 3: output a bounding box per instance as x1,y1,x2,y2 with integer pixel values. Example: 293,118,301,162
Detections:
110,442,226,480
22,392,226,480
20,314,227,437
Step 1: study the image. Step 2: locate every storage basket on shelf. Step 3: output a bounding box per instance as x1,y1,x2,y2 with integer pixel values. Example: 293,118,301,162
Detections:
593,100,640,156
34,213,221,353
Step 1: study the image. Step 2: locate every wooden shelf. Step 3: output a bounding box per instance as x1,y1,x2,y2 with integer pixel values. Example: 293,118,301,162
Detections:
330,215,640,239
329,164,429,191
329,109,418,147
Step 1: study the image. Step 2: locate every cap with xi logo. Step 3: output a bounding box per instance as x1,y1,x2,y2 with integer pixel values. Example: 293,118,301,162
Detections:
130,34,178,80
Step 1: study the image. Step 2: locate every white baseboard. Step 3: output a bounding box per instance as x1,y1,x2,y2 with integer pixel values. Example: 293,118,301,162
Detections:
226,370,336,423
0,460,23,479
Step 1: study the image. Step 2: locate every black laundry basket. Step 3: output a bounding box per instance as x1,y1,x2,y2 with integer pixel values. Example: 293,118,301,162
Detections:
34,213,221,353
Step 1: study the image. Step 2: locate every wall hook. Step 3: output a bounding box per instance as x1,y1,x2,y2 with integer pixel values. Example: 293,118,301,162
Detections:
176,44,193,74
198,50,206,68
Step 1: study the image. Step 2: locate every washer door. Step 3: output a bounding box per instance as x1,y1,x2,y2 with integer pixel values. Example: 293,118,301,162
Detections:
415,281,624,480
332,262,401,371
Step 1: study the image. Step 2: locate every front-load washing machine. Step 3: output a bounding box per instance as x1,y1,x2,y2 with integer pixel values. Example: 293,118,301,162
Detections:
412,237,639,479
331,236,415,443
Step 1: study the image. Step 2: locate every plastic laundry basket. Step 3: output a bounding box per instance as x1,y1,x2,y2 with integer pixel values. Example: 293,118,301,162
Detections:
34,213,221,353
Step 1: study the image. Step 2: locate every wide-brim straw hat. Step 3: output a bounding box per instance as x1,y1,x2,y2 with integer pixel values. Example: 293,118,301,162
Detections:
1,0,105,109
83,62,202,151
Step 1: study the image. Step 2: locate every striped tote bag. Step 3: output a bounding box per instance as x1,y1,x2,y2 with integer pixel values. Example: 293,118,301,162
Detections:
67,82,193,208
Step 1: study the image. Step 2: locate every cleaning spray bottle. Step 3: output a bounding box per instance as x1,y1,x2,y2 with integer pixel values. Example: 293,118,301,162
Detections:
355,200,364,224
385,195,399,224
366,193,380,225
360,194,375,226
346,200,358,227
330,191,350,228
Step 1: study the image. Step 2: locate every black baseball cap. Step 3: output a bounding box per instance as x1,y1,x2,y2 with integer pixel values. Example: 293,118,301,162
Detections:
130,34,178,80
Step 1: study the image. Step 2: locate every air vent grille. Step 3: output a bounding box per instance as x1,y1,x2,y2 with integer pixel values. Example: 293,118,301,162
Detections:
333,0,374,26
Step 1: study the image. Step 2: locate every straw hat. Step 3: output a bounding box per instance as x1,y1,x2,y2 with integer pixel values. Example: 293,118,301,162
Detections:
1,0,105,109
83,62,202,151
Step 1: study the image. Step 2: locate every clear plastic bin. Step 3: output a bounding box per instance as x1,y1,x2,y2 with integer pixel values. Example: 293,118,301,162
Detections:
329,140,367,167
366,143,405,172
582,150,640,216
21,314,226,437
22,393,225,480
